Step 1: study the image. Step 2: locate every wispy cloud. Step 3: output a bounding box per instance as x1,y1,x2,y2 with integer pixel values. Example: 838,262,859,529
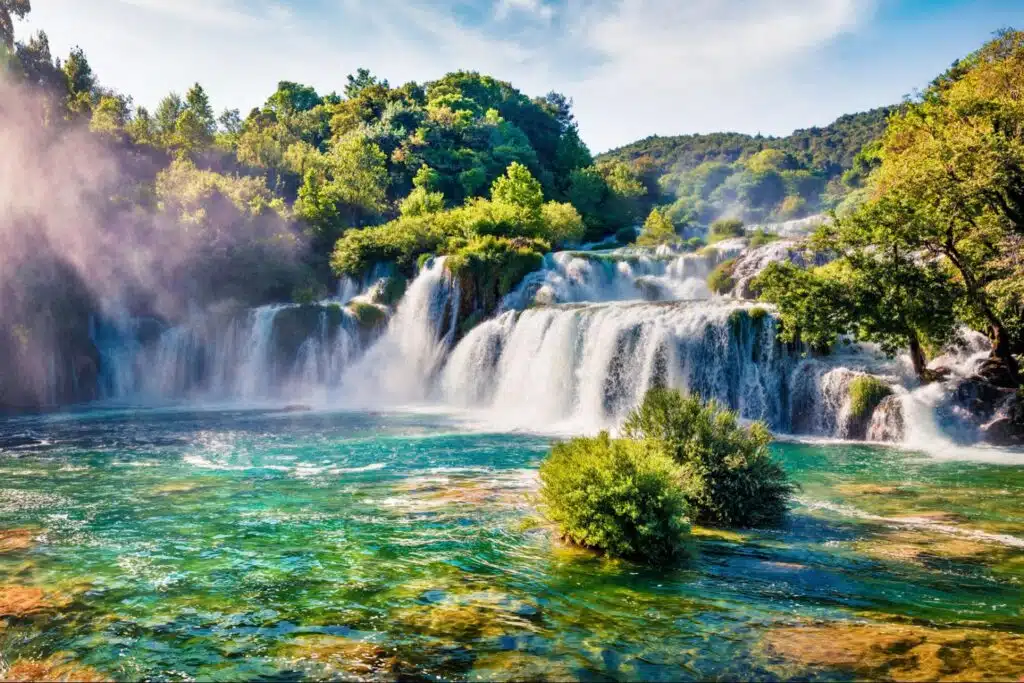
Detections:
22,0,946,151
494,0,554,23
111,0,273,28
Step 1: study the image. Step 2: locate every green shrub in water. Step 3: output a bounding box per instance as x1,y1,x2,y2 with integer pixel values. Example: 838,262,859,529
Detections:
848,376,892,420
622,388,795,528
747,229,780,249
347,301,387,329
539,432,691,565
707,259,737,295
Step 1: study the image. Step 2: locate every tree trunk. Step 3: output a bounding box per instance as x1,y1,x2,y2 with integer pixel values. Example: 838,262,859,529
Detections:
908,333,929,382
991,323,1021,386
942,245,1020,386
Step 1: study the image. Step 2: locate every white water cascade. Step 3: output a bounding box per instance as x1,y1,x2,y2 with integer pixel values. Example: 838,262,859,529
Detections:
84,240,1013,451
503,248,736,309
440,301,799,433
339,257,461,405
92,302,372,403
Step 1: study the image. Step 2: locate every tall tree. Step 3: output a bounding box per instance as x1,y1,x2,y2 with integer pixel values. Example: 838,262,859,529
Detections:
184,82,215,136
0,0,30,50
63,46,95,116
345,68,388,99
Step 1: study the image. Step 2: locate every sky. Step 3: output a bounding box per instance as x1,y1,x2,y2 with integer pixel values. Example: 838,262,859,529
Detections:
19,0,1024,153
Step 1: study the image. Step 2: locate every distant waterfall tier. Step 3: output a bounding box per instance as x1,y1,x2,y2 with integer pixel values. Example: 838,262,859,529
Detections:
503,247,739,309
92,302,388,401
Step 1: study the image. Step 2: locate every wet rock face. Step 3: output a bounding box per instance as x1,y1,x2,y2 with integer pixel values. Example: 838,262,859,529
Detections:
980,390,1024,446
949,375,1021,445
866,395,905,443
730,240,832,300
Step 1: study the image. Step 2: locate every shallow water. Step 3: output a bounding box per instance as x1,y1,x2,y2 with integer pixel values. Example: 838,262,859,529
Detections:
0,407,1022,681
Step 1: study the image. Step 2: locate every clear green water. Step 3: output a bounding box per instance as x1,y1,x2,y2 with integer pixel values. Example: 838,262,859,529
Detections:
0,408,1022,681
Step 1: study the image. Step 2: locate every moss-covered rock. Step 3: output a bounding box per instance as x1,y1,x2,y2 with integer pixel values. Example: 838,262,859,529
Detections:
846,375,893,439
3,656,109,682
707,258,737,295
346,301,388,330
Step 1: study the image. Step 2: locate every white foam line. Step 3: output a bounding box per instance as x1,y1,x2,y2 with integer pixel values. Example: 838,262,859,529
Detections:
800,498,1024,548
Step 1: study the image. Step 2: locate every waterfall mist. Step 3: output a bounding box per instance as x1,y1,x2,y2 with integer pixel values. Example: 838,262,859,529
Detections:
0,76,305,409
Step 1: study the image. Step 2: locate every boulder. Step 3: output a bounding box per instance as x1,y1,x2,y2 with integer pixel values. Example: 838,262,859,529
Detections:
866,395,905,443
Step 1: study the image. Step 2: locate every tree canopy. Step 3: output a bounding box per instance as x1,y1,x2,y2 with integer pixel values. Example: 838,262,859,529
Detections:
757,29,1024,385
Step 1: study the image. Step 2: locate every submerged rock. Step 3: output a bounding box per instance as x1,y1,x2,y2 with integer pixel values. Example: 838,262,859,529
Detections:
276,635,401,679
469,652,579,682
0,529,37,553
0,584,68,618
761,620,1024,681
2,656,109,682
853,529,998,567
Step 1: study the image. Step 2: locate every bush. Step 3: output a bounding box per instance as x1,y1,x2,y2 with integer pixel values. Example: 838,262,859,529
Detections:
709,218,745,244
747,229,780,249
685,237,706,251
848,376,892,420
622,389,795,528
445,235,547,314
539,432,691,564
346,301,388,329
708,258,737,295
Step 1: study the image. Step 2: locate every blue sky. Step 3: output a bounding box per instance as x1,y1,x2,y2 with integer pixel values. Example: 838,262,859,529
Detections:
20,0,1024,152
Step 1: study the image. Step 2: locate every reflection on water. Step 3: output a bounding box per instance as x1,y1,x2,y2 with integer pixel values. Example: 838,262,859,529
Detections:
0,407,1022,681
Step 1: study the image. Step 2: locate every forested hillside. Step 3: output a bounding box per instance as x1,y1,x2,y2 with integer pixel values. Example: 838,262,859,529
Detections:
598,107,893,225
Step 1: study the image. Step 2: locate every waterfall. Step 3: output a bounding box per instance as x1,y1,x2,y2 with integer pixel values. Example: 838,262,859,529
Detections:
91,302,373,403
79,239,1008,450
340,257,460,405
439,301,800,433
502,249,724,310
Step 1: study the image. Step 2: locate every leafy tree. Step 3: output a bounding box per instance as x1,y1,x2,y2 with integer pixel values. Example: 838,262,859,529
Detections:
0,0,30,50
173,108,212,155
125,106,156,146
345,67,388,99
399,186,445,217
766,30,1024,384
298,134,390,263
490,161,544,213
89,93,131,138
266,80,321,115
14,30,63,95
154,93,184,138
184,83,215,136
62,46,95,115
636,207,680,247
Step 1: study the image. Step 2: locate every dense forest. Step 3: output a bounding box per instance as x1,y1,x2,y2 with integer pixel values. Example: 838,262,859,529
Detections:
598,107,893,224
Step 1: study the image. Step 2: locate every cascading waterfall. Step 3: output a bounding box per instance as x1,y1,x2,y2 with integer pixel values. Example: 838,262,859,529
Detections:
503,248,730,309
92,302,373,402
440,301,800,433
82,240,1007,449
339,257,461,405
